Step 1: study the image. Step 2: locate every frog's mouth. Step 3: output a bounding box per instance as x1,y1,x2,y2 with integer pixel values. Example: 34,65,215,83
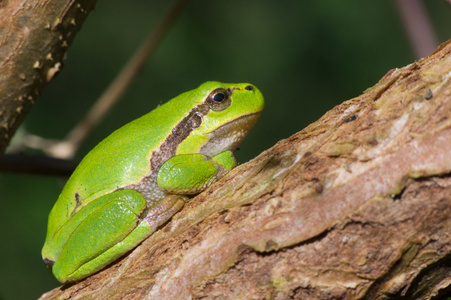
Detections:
43,257,55,273
199,111,262,157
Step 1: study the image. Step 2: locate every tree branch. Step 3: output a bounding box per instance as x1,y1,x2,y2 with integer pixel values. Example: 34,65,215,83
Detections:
0,0,98,155
40,40,451,299
0,153,76,176
394,0,438,58
44,0,191,159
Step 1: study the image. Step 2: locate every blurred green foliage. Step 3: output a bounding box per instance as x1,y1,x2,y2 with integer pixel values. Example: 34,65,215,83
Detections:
0,1,450,299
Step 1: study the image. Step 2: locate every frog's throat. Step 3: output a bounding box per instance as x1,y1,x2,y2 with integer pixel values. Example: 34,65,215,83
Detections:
199,111,262,156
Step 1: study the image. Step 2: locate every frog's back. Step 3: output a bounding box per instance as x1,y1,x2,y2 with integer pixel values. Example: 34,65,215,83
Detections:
68,111,167,199
48,89,204,230
69,95,198,201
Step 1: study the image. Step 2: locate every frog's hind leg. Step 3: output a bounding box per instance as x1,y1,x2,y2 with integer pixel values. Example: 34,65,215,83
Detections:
52,191,185,283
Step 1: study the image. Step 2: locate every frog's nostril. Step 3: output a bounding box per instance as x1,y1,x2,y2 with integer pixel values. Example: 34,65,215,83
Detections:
43,257,55,269
245,85,254,91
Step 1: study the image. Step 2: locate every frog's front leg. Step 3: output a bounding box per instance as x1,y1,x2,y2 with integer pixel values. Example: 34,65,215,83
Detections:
156,150,236,194
49,190,184,283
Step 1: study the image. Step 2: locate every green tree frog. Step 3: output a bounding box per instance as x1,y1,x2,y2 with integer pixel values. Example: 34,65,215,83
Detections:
42,81,264,283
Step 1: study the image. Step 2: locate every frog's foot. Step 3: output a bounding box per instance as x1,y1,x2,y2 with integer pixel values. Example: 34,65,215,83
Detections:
143,194,187,232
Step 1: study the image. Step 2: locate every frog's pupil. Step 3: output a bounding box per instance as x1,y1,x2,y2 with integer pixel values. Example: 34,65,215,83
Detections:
213,93,225,102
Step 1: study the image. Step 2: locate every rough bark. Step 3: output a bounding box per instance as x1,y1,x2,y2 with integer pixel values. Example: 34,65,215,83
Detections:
40,41,451,299
0,0,98,154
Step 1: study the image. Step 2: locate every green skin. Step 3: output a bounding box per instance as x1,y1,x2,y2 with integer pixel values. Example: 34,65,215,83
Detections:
42,81,264,283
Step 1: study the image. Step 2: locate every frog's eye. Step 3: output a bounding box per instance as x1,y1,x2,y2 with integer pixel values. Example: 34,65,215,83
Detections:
213,92,225,102
206,88,231,111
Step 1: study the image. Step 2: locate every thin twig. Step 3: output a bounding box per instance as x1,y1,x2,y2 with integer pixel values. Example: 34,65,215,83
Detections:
47,0,191,158
0,153,77,176
394,0,439,59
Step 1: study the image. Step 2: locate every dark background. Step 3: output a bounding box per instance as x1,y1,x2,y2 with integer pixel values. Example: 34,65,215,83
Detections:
1,1,450,299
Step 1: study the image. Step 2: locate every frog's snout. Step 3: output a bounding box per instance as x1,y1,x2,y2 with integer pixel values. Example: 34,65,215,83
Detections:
43,257,55,271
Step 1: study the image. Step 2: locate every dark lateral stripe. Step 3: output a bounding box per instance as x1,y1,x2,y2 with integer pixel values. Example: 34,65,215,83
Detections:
148,103,211,179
